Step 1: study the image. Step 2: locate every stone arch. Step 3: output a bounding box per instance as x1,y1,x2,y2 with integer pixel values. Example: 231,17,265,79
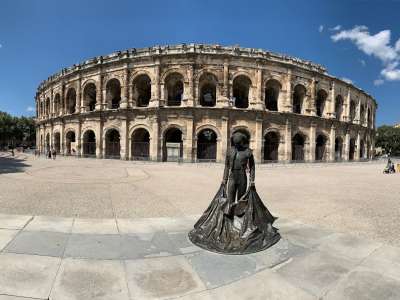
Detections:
132,74,152,107
164,72,184,106
232,75,252,109
104,128,120,159
293,84,306,114
65,130,76,155
196,128,218,161
131,127,150,160
82,130,96,157
316,89,328,117
367,107,371,128
360,138,365,159
335,136,343,161
53,131,61,154
45,133,50,151
315,133,328,161
163,126,184,161
54,93,61,116
198,72,218,107
195,124,222,141
292,132,307,161
335,95,344,121
66,88,77,114
349,138,356,161
106,78,121,109
263,130,280,161
360,104,366,125
45,98,51,116
350,100,356,122
264,79,281,111
83,82,97,112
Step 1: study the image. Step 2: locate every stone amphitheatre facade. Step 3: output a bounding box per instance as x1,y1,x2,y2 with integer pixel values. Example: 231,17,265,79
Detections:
35,44,376,163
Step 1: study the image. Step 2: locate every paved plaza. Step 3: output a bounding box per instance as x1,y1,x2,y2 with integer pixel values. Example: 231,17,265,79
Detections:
0,152,400,299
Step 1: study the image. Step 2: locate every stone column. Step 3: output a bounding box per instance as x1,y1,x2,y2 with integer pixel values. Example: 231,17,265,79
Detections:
254,118,263,163
329,81,336,119
308,78,316,116
150,61,160,107
356,100,361,125
60,123,65,155
329,125,336,161
77,121,82,156
219,116,229,162
183,116,194,162
185,65,194,107
217,60,230,108
309,122,316,161
355,132,361,160
252,68,264,110
61,84,65,115
51,90,54,118
344,130,350,161
76,78,82,113
121,66,129,109
345,87,351,122
120,117,128,160
96,120,103,158
151,117,159,161
285,118,292,161
285,70,292,112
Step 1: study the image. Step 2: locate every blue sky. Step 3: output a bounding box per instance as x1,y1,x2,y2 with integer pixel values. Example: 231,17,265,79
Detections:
0,0,399,126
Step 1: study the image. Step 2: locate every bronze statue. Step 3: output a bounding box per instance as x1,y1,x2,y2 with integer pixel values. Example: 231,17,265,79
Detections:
189,132,280,254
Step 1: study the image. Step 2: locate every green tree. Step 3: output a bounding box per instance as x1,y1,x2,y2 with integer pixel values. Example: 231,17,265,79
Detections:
376,125,400,156
0,111,36,149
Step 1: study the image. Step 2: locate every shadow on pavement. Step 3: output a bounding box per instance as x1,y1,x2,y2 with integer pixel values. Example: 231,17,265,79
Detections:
0,154,31,174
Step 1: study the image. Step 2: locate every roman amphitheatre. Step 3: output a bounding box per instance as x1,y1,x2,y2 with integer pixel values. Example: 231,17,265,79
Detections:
35,44,376,162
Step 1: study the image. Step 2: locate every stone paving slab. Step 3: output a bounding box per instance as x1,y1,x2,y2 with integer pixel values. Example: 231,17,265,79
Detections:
0,229,18,251
0,214,32,230
50,258,129,300
0,253,60,299
24,216,73,233
72,218,119,235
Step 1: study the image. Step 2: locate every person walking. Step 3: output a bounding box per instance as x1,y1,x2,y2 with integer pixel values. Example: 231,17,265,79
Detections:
52,148,56,160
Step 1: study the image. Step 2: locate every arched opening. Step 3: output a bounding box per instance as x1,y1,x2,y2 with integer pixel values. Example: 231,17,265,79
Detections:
233,75,251,109
293,84,306,114
165,73,184,106
360,140,365,159
65,131,76,155
83,83,97,112
231,128,251,147
40,135,43,153
54,94,61,116
350,101,356,123
66,88,76,114
360,105,365,125
367,141,371,159
54,132,61,154
292,133,305,161
197,129,217,162
82,130,96,157
163,128,183,161
265,80,280,111
132,74,151,107
131,128,150,160
45,133,50,152
316,90,327,117
263,131,280,162
105,129,120,159
106,79,121,109
335,95,344,120
335,137,343,161
349,138,356,161
46,98,50,116
199,73,217,107
315,134,327,161
367,108,371,128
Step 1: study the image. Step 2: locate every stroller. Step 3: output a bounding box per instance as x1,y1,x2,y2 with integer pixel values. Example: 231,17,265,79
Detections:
383,159,396,174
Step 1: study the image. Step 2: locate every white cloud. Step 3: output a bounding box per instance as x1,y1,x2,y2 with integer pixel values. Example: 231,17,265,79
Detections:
374,79,384,86
26,106,35,112
341,77,353,84
359,59,366,66
331,25,400,83
330,25,342,31
318,25,324,33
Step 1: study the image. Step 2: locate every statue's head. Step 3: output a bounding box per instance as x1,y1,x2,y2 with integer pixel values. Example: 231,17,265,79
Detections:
231,132,248,150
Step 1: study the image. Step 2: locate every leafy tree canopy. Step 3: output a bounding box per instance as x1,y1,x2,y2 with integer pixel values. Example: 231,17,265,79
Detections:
0,111,36,148
376,125,400,156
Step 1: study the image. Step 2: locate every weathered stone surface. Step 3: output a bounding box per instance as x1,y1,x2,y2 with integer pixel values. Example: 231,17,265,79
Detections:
50,258,129,300
325,269,400,300
125,256,206,299
0,253,60,299
0,229,18,251
0,214,32,230
4,231,68,257
24,216,73,233
72,218,118,234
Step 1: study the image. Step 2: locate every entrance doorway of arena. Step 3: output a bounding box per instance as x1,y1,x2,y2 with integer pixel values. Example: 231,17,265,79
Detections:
45,133,50,152
263,131,279,162
65,131,76,155
54,132,61,154
131,128,150,160
335,137,343,161
360,140,365,159
163,128,183,162
196,129,217,162
82,130,96,157
315,134,327,161
349,138,356,161
292,133,305,161
105,129,120,159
